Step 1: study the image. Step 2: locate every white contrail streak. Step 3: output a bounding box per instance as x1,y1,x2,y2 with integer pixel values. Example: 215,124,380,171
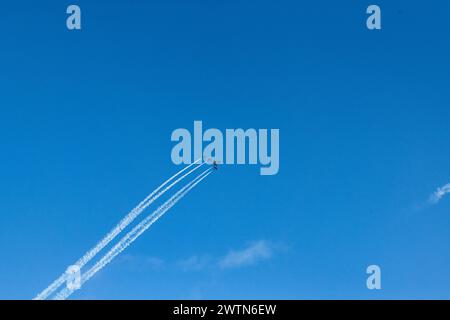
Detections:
34,160,203,300
132,159,203,212
429,183,450,204
54,168,213,300
76,162,207,267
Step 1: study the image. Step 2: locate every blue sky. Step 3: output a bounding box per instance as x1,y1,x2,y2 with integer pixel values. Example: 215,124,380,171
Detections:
1,0,450,299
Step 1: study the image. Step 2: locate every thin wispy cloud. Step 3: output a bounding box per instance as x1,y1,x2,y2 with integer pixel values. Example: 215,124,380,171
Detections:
218,240,273,269
177,255,212,272
429,183,450,205
177,240,277,272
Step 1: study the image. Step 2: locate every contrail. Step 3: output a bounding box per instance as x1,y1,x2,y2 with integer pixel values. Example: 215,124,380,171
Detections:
429,183,450,204
132,159,203,213
53,168,213,300
34,160,203,300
